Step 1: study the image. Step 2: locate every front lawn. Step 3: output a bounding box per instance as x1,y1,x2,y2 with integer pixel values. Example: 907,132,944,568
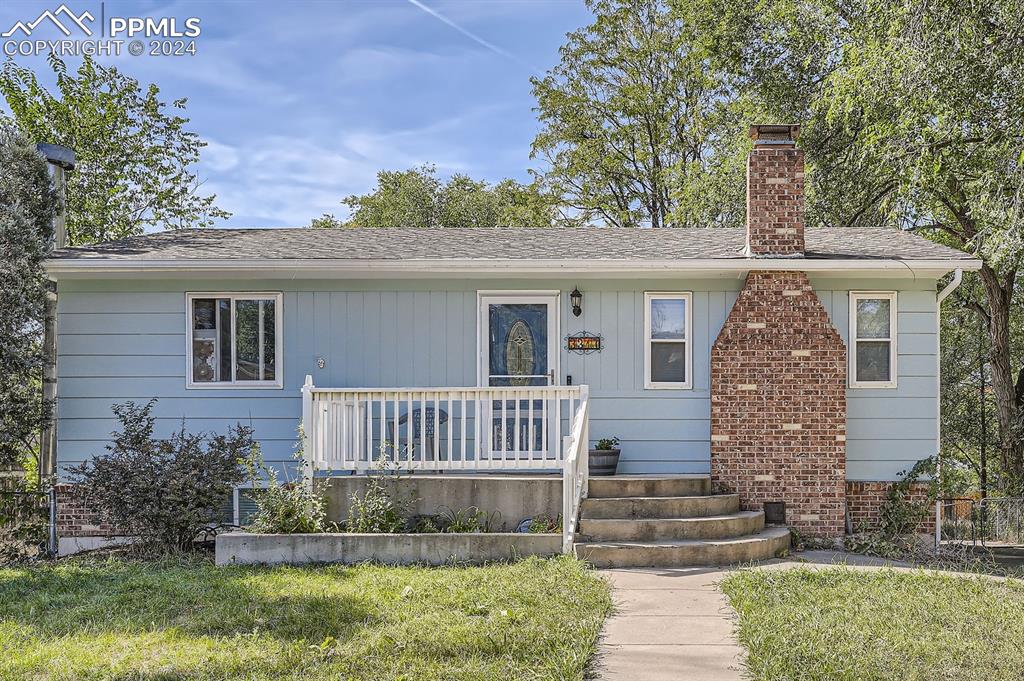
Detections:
722,568,1024,681
0,555,611,680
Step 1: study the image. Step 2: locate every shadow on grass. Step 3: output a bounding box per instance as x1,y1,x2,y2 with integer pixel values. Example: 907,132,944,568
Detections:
0,558,374,642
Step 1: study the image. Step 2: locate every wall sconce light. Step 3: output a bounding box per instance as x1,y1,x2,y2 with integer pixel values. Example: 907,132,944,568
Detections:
570,287,583,317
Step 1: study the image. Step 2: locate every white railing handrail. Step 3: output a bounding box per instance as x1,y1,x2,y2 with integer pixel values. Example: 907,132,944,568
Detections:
561,385,590,553
301,376,588,472
307,385,582,395
301,375,591,552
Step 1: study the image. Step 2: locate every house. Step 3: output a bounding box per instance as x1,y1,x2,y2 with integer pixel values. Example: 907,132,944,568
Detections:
45,125,981,564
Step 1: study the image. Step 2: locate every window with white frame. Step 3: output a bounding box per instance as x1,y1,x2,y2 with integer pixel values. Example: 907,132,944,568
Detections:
187,293,282,388
644,292,692,389
849,291,897,388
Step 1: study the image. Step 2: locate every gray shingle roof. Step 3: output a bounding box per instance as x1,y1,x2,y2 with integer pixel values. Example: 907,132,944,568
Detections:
49,226,975,262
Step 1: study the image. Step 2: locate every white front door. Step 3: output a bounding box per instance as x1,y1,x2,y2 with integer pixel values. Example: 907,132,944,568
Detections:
478,293,560,458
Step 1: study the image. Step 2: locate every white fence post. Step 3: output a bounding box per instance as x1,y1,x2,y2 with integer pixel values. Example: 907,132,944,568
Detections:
562,434,574,553
934,500,941,550
580,385,590,496
301,375,315,492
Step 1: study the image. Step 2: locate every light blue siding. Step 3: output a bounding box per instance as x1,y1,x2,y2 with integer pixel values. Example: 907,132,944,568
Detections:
811,278,940,480
56,275,940,481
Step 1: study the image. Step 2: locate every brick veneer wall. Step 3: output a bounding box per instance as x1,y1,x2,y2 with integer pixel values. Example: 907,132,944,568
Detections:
846,481,935,535
746,126,805,256
54,483,116,538
710,270,848,537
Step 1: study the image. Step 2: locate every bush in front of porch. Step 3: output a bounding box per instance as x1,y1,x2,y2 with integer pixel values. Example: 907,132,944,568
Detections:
68,400,257,551
0,553,611,680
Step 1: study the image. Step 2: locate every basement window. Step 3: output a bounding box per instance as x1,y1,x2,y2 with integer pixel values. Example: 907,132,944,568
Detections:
187,292,282,388
849,292,897,388
644,292,692,389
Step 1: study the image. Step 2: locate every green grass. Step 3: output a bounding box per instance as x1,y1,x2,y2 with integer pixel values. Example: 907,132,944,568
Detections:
721,568,1024,681
0,555,611,680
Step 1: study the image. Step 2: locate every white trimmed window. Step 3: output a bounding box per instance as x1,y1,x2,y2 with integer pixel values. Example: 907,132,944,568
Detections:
644,292,692,389
186,293,282,388
849,291,897,388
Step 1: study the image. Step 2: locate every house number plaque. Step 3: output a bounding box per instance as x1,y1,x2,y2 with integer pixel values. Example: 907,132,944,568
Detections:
565,331,603,354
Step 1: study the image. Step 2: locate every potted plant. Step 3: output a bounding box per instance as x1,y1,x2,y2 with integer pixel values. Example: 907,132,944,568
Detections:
589,437,621,476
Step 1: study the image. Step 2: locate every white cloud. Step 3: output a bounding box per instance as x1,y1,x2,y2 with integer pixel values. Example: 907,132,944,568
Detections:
200,117,487,225
201,139,240,172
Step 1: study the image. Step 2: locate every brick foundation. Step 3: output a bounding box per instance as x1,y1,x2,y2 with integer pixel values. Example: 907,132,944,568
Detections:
710,271,848,537
846,481,935,535
53,483,116,538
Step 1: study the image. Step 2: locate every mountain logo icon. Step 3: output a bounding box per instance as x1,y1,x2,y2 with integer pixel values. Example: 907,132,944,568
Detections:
3,4,95,38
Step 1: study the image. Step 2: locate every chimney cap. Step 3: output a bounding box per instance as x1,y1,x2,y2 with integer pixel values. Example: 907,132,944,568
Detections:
749,124,800,146
36,143,75,170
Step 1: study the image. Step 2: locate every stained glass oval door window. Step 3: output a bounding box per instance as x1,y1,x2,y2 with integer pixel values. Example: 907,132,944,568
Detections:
505,320,535,385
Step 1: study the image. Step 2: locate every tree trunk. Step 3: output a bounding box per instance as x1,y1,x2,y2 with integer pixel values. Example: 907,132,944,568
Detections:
978,264,1023,486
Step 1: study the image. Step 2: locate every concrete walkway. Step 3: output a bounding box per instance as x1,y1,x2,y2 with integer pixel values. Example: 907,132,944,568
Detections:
594,551,962,681
596,566,746,680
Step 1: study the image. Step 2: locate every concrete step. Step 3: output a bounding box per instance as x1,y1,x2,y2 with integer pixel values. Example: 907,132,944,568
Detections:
578,510,764,542
588,475,711,499
580,494,740,520
574,526,791,568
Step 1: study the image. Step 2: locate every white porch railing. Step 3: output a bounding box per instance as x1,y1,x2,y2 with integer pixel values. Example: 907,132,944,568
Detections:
561,386,589,552
301,376,590,552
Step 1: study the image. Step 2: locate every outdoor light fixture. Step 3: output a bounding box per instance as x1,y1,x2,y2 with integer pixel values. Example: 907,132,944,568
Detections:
570,288,583,317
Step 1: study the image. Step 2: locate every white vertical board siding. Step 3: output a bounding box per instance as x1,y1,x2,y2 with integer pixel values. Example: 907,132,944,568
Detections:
810,277,940,481
55,275,939,480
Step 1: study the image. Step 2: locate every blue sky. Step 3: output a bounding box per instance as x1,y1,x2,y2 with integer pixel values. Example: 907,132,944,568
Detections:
0,0,593,226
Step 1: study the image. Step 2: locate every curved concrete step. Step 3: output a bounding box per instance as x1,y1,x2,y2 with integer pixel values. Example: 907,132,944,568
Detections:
578,510,764,542
574,526,791,568
580,494,740,520
588,475,710,499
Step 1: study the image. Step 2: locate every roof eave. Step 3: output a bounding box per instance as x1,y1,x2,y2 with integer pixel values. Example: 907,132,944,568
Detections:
44,257,983,279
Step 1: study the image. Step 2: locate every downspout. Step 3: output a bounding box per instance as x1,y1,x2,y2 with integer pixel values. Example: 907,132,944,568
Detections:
934,267,963,547
36,143,75,486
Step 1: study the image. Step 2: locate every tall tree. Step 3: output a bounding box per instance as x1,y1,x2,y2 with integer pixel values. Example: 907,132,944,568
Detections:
313,164,557,228
0,55,229,244
0,119,58,470
530,0,747,228
688,0,1024,489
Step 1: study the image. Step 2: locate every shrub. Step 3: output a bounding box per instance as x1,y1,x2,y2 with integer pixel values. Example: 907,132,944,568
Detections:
68,400,254,551
435,505,501,533
526,513,561,533
593,437,620,451
0,492,48,562
346,451,415,533
876,457,938,538
844,457,940,559
347,474,410,533
245,443,331,534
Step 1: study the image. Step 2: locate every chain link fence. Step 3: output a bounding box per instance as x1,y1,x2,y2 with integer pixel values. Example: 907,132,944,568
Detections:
939,497,1024,547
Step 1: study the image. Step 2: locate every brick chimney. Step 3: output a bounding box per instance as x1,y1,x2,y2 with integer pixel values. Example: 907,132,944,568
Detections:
746,124,804,257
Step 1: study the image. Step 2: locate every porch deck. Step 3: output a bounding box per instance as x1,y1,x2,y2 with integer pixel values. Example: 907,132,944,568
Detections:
301,378,591,551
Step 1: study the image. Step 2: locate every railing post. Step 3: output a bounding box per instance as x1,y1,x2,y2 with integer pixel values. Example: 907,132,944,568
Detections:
301,375,315,492
48,485,58,557
580,385,590,496
934,500,941,550
562,434,574,553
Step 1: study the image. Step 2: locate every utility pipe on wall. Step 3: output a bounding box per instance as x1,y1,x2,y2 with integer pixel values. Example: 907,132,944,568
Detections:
36,143,75,483
934,267,963,548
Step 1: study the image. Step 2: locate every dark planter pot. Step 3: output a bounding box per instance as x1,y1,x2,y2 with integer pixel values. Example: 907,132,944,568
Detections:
589,449,620,476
